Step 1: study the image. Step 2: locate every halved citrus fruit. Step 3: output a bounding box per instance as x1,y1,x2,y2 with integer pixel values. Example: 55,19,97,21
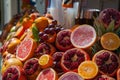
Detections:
38,54,53,69
16,37,37,62
78,61,98,79
15,26,25,38
36,68,58,80
1,58,23,75
101,32,120,50
34,17,49,31
71,24,96,49
58,72,84,80
7,38,21,53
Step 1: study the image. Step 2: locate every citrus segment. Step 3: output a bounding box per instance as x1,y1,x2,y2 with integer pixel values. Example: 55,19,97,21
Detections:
16,37,37,62
101,32,120,50
39,54,53,69
71,24,96,49
36,68,57,80
78,61,98,79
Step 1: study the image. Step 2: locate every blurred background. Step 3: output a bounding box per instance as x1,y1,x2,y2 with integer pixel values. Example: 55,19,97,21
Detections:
0,0,120,32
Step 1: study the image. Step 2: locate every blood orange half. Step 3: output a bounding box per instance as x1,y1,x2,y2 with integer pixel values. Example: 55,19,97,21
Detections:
71,24,96,49
16,37,37,62
36,68,58,80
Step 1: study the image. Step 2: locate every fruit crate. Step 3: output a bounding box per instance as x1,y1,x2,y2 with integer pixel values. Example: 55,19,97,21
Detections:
0,7,120,80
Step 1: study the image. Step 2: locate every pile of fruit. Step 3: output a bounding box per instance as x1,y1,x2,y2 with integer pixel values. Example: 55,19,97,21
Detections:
0,8,120,80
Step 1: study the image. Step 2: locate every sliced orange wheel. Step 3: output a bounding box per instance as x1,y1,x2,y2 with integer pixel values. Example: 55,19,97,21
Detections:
38,54,53,69
101,32,120,50
78,61,98,79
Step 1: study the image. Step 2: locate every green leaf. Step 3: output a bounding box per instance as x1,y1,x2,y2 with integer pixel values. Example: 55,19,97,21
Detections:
94,19,105,37
32,26,39,42
115,26,120,37
106,20,115,32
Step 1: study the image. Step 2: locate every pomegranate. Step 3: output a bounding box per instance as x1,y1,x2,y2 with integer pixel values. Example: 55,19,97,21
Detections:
56,29,73,51
52,52,64,73
34,42,56,57
61,48,90,72
23,58,40,80
92,50,120,76
2,66,27,80
99,8,120,29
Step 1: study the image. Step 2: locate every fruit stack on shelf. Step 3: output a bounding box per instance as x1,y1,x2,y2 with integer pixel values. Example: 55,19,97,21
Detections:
0,8,120,80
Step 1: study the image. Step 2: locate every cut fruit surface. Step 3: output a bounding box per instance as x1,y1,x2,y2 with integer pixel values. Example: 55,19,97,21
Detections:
78,61,98,79
56,29,73,51
2,66,27,80
58,72,84,80
101,32,120,50
71,24,96,49
16,37,37,62
61,48,90,72
36,68,58,80
23,58,40,80
92,50,120,76
38,54,53,69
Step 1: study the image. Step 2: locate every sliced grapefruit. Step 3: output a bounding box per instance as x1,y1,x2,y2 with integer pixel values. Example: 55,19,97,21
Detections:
58,72,84,80
101,32,120,50
16,37,37,62
36,68,58,80
71,24,96,49
78,61,98,79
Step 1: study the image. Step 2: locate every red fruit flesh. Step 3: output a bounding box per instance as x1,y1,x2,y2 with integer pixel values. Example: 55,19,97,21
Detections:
61,48,90,72
52,52,64,73
56,29,73,51
23,58,40,75
16,37,36,62
36,68,57,80
99,8,120,29
34,42,55,57
2,66,27,80
23,58,40,80
58,72,84,80
93,50,120,76
71,25,96,49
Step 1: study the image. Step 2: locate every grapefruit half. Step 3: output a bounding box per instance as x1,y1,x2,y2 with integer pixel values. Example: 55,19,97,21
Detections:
16,37,37,62
36,68,58,80
58,72,84,80
71,24,96,49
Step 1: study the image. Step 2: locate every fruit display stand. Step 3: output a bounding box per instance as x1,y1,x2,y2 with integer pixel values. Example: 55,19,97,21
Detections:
0,7,120,80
